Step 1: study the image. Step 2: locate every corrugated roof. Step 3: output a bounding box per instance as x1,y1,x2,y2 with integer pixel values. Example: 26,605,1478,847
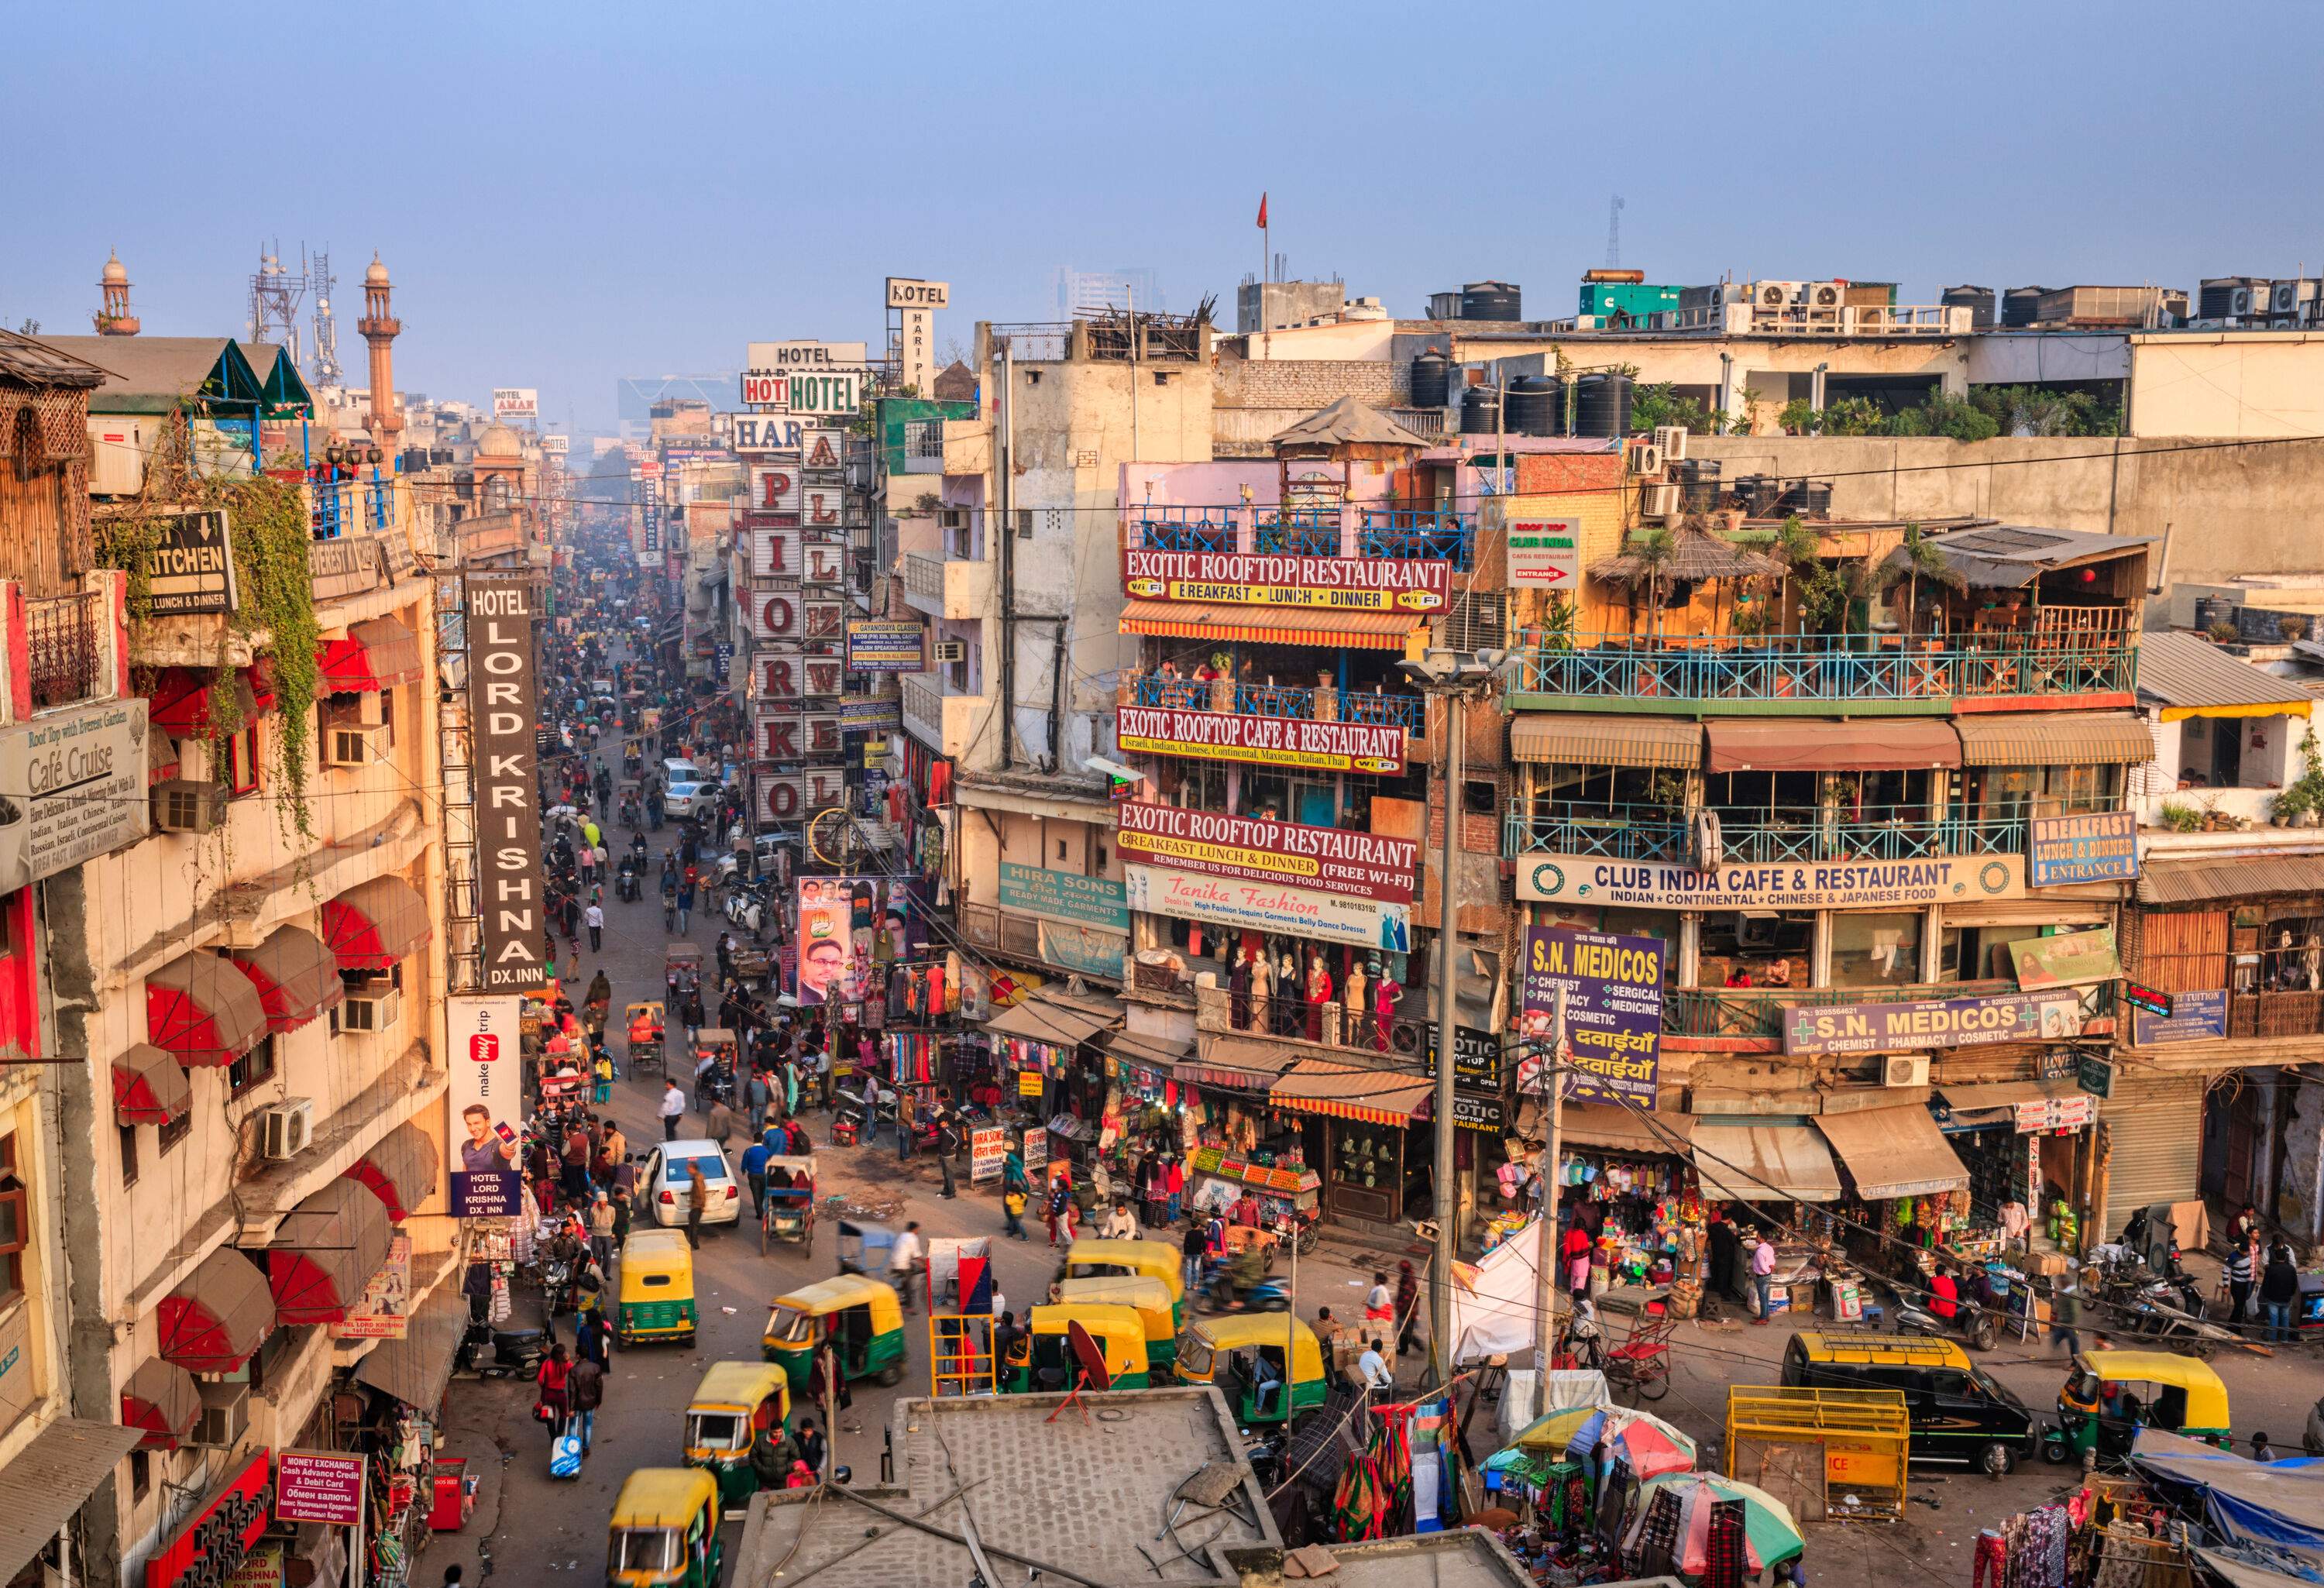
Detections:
2137,853,2324,906
1903,524,2154,589
2137,631,2316,714
1270,396,1429,450
0,1418,146,1582
0,329,109,390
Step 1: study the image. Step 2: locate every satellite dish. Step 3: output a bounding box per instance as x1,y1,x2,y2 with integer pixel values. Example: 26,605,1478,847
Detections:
1067,1319,1113,1392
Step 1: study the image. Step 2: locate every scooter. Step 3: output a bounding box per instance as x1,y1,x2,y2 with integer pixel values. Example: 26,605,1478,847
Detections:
1197,1257,1291,1316
1887,1283,2000,1352
459,1316,552,1379
616,858,641,902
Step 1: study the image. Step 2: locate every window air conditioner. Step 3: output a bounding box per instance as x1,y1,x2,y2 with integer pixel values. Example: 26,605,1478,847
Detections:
931,641,967,665
325,726,380,768
151,779,227,836
192,1382,249,1447
343,983,401,1033
1883,1054,1930,1089
937,508,968,531
260,1098,315,1160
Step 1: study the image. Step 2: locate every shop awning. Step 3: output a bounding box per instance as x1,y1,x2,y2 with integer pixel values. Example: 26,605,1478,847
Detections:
1119,598,1423,651
1937,1080,2078,1115
321,874,430,970
351,1286,468,1411
119,1357,201,1450
1098,1029,1193,1071
158,1248,276,1371
1952,711,2153,766
342,1120,434,1222
1812,1105,1969,1200
317,617,423,693
1177,1036,1306,1092
1511,715,1702,769
0,1419,146,1586
1704,718,1961,773
145,950,268,1065
227,924,345,1033
145,668,260,738
1561,1101,1693,1155
1269,1059,1434,1126
112,1044,189,1125
983,995,1119,1049
2136,631,2316,721
266,1181,392,1325
1689,1124,1842,1203
2137,853,2324,906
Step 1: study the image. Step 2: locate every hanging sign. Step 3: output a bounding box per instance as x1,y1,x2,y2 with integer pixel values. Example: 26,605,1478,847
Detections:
465,575,551,991
275,1450,365,1527
1506,517,1582,589
1517,926,1666,1109
1116,705,1405,774
1114,801,1416,902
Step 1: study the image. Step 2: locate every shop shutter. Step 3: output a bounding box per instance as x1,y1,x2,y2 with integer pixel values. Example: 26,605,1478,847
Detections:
2101,1075,2206,1234
2126,909,2230,994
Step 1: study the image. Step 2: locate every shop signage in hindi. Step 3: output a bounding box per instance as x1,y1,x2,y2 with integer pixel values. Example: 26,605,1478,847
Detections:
1505,517,1582,590
970,1126,1006,1184
1518,852,2028,910
846,619,926,672
2011,926,2120,991
998,860,1129,931
2028,809,2139,886
0,696,149,887
335,1233,411,1339
275,1449,366,1526
2133,987,2227,1045
1115,801,1416,903
1517,926,1666,1108
1018,1071,1045,1097
1122,863,1412,953
1116,705,1405,774
1783,989,2085,1058
449,995,526,1215
466,576,551,991
145,507,238,614
1120,548,1449,612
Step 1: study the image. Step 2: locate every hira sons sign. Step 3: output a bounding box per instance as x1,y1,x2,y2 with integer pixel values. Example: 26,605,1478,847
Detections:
1116,705,1406,774
1122,549,1448,612
1518,854,2027,909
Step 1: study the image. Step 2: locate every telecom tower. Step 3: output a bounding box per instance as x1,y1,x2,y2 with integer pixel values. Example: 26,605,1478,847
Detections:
247,242,308,370
309,249,341,384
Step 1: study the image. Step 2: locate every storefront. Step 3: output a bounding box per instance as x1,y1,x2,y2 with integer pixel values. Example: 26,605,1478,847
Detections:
1268,1060,1434,1229
1554,1102,1704,1300
2099,1074,2208,1236
1811,1098,1975,1292
1935,1077,2101,1248
1173,1036,1309,1222
979,990,1124,1177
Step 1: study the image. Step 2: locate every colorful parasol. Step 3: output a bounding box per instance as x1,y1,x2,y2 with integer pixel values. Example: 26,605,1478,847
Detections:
1511,1405,1700,1481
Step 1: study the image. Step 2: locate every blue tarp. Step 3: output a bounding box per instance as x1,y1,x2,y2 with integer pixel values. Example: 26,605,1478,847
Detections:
2130,1429,2324,1559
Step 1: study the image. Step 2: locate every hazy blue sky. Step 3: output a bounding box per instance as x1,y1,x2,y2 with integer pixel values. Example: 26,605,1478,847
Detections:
7,0,2316,432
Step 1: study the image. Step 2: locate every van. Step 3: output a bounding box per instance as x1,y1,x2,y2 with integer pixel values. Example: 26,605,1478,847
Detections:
1780,1332,2038,1475
662,758,706,789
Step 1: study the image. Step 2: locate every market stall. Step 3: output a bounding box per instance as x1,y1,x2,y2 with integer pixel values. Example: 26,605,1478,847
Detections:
1558,1103,1705,1312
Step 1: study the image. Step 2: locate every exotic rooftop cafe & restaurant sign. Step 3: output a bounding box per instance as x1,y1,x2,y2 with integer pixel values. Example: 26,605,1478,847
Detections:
1122,549,1449,614
1116,704,1406,774
1518,854,2029,910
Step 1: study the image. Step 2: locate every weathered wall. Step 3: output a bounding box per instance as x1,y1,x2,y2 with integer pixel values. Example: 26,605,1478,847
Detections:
2129,335,2324,438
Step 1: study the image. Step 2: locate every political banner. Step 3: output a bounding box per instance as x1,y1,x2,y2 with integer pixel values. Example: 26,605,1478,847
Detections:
448,995,525,1216
1114,801,1416,903
1116,705,1406,774
794,876,926,1006
1518,926,1666,1108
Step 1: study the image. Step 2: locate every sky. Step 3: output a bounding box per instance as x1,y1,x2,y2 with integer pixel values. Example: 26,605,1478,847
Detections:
5,0,2319,435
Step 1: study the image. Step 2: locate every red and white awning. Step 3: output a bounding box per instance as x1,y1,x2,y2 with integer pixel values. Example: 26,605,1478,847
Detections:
320,875,430,971
145,950,268,1066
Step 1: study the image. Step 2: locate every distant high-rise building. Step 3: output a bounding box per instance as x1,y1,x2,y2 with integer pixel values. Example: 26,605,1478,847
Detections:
1055,266,1161,317
617,373,736,439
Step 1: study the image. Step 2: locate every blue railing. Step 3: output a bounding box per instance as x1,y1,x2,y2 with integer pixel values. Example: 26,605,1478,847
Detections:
1503,805,1687,861
1360,508,1473,570
1134,507,1235,554
366,479,393,531
1504,803,2032,862
1127,672,1425,731
1255,511,1340,557
1509,631,2136,704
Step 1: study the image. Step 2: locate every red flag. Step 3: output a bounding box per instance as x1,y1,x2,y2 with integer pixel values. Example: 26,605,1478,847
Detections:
1256,192,1269,229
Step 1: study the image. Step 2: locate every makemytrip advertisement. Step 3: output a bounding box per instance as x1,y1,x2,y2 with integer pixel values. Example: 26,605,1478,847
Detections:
1121,548,1449,612
1114,801,1416,902
448,995,525,1215
1116,705,1406,774
1517,926,1667,1108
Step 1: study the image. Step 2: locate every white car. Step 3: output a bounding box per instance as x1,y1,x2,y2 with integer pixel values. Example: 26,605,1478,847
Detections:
662,781,713,818
640,1139,741,1229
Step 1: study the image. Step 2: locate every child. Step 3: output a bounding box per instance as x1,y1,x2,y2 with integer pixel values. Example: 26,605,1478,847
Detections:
1002,1184,1029,1241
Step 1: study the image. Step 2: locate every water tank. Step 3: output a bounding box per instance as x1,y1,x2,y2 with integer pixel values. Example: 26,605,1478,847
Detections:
1408,352,1452,411
1941,284,1996,332
1459,385,1497,435
1460,280,1523,322
2193,596,2240,636
2000,286,2049,328
1673,459,1723,512
1506,376,1562,436
1732,474,1782,517
1801,479,1834,517
1573,373,1633,438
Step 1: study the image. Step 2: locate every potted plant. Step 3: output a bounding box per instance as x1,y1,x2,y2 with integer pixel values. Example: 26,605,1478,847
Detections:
2282,727,2324,827
2157,799,2202,834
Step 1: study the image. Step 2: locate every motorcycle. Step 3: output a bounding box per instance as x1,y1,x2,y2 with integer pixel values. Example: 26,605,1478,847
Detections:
1198,1255,1291,1316
616,858,641,902
1886,1282,2000,1353
459,1317,552,1379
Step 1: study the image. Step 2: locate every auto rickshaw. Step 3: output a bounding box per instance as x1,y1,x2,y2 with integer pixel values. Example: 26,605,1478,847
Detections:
626,1002,665,1074
682,1362,792,1504
1005,1303,1150,1393
617,1229,697,1346
835,1218,897,1277
759,1155,815,1254
2041,1349,2232,1469
1057,1276,1177,1376
761,1273,906,1388
1174,1314,1327,1425
607,1469,720,1588
1061,1238,1187,1327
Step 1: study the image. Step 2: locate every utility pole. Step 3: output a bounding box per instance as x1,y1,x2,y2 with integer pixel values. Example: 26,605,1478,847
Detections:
998,339,1016,767
1530,987,1566,1418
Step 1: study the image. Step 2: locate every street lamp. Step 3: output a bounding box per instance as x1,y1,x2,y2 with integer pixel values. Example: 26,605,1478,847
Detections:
1393,646,1506,1382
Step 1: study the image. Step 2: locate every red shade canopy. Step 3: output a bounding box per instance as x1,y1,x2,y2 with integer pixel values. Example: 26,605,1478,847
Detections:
227,925,345,1033
146,950,269,1065
266,1182,391,1325
112,1044,190,1125
120,1358,201,1450
343,1120,434,1222
157,1249,275,1373
318,617,423,693
320,875,430,971
144,669,260,738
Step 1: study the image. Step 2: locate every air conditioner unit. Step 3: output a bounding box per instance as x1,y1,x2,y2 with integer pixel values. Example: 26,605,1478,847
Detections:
343,982,402,1033
930,641,966,664
1640,483,1679,521
937,508,968,531
1625,441,1663,477
2230,287,2257,318
1808,282,1845,310
2273,281,2304,315
1756,281,1806,308
324,726,380,768
191,1382,249,1448
1654,425,1690,463
151,779,227,836
260,1098,315,1160
1883,1054,1930,1089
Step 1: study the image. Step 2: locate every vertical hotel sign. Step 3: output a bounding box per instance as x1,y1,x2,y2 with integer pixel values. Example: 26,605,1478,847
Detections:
466,576,551,992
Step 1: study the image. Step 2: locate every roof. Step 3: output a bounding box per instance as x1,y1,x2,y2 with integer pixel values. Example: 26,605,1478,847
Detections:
1097,1028,1192,1069
0,329,108,390
1560,1101,1693,1154
1690,1122,1842,1202
612,1468,720,1526
773,1272,892,1311
1812,1105,1968,1201
691,1360,788,1408
1590,525,1785,585
1510,713,1701,768
33,335,264,414
982,989,1122,1048
1269,1059,1433,1126
1219,1533,1539,1588
1270,396,1429,450
1900,524,2154,589
0,1419,146,1583
2137,852,2324,906
1952,710,2152,766
2137,631,2316,718
1177,1035,1306,1089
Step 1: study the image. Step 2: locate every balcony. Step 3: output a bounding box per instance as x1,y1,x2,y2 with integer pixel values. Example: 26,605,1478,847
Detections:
901,673,987,759
1125,671,1424,732
1126,504,1476,569
310,479,393,541
1253,510,1341,559
24,590,106,710
902,552,991,620
1504,803,2030,864
1359,508,1473,571
1507,630,2137,716
1669,978,2116,1043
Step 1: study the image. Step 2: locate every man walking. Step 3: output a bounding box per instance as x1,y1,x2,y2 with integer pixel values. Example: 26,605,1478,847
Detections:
1394,1260,1422,1359
659,1080,686,1141
934,1098,960,1199
588,1192,617,1275
569,1353,604,1453
896,1090,916,1164
683,1160,709,1249
747,1067,772,1138
584,900,604,953
889,1219,924,1315
1750,1230,1778,1325
707,1096,737,1153
676,878,695,934
741,1132,769,1222
2261,1241,2301,1342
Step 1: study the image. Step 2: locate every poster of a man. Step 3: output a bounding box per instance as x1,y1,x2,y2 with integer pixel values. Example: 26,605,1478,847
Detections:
793,876,929,1005
451,1101,521,1213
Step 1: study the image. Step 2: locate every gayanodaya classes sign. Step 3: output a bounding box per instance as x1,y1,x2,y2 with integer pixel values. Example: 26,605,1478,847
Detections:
1113,801,1416,902
1116,705,1406,774
1121,549,1448,612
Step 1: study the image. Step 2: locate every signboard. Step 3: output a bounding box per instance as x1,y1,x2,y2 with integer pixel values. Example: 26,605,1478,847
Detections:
794,876,923,1005
334,1232,411,1339
847,619,926,672
1121,548,1449,613
2121,980,2173,1018
970,1126,1006,1184
1116,705,1405,774
275,1449,366,1527
0,1302,30,1438
741,362,865,414
490,387,538,421
1019,1071,1046,1098
308,533,386,603
888,278,951,309
1114,801,1417,903
732,414,806,453
1122,864,1411,953
2077,1053,2116,1099
449,995,525,1215
1517,852,2027,910
752,588,803,641
2133,988,2227,1046
1422,1026,1501,1085
999,860,1129,931
1038,921,1129,979
751,465,802,514
540,433,570,455
899,308,934,395
802,428,846,471
1517,926,1667,1108
145,507,238,615
839,697,902,730
2028,810,2139,887
1783,991,2084,1058
2016,1091,2097,1133
757,772,806,823
1449,1091,1507,1134
466,576,552,991
144,1450,272,1588
0,697,147,888
752,524,803,579
1506,517,1582,590
2011,927,2120,990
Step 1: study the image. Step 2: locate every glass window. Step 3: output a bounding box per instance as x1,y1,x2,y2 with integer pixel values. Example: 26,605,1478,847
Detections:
119,1122,139,1188
1830,912,1926,986
685,1412,742,1449
0,1133,22,1302
229,1036,276,1097
1598,909,1683,988
1697,911,1812,988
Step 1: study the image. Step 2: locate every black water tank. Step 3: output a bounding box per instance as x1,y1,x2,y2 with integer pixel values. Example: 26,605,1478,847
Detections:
2001,286,2048,328
1461,280,1522,322
1674,459,1723,511
1733,474,1782,517
1802,479,1834,517
1941,284,1996,331
1408,352,1452,410
1459,385,1497,435
1506,375,1561,435
2194,596,2240,635
1573,373,1633,438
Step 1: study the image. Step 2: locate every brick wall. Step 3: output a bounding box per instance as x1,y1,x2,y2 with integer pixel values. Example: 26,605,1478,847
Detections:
1212,357,1410,410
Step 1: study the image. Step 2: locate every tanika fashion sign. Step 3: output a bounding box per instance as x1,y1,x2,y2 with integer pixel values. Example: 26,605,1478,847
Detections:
1122,864,1411,953
1121,549,1449,612
1114,801,1417,902
1116,705,1407,774
1517,853,2028,909
466,576,551,991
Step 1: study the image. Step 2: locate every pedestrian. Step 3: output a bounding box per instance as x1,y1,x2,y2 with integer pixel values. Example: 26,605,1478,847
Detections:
569,1354,604,1453
1046,1175,1075,1247
890,1219,925,1315
1751,1231,1779,1325
1102,1199,1137,1240
795,1415,827,1480
2051,1269,2082,1356
749,1423,798,1492
861,1070,882,1144
535,1342,572,1437
589,1192,617,1274
1181,1219,1206,1292
659,1079,686,1141
2261,1241,2301,1342
443,1569,465,1588
2254,1431,2278,1463
562,943,581,984
896,1089,916,1164
1563,1220,1594,1305
585,900,604,952
572,1304,613,1370
707,1096,737,1151
676,880,694,934
747,1067,772,1136
684,1160,709,1249
2229,1234,2257,1325
1394,1260,1422,1359
592,1050,614,1105
741,1132,769,1222
1357,1336,1394,1391
1002,1181,1029,1241
579,844,596,886
1364,1270,1394,1332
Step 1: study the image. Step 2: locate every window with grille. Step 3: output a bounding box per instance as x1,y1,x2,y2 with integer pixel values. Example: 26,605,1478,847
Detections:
0,1133,23,1302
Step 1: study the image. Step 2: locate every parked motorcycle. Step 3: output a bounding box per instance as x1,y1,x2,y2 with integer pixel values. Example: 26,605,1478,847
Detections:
459,1317,552,1379
1887,1282,2000,1353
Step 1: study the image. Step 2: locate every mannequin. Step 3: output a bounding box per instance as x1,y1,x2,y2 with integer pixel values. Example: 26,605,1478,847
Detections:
1250,949,1275,1029
1274,954,1299,1036
1229,947,1252,1030
1304,950,1333,1043
1373,968,1403,1054
1343,957,1370,1040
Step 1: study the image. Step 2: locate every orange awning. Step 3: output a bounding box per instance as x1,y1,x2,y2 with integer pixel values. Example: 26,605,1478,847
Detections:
1268,1058,1434,1126
1118,599,1422,651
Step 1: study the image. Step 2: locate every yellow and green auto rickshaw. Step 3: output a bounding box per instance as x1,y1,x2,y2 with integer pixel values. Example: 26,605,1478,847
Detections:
682,1362,792,1504
1057,1276,1177,1377
617,1229,697,1345
761,1273,906,1388
1062,1238,1186,1327
607,1468,720,1588
1005,1303,1150,1393
2040,1349,2233,1469
1174,1314,1328,1425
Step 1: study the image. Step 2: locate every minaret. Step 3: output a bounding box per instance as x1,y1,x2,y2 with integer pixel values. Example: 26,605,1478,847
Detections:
356,253,403,445
95,250,139,335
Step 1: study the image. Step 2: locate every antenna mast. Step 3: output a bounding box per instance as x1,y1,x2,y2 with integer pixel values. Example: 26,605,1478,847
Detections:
310,248,341,383
1605,194,1626,270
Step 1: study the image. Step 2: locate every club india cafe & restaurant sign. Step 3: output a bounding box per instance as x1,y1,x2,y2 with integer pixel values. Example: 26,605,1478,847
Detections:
1518,853,2029,909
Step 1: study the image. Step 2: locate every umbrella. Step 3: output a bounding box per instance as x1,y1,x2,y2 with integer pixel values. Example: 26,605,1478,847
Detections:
1632,1473,1804,1576
1513,1405,1699,1481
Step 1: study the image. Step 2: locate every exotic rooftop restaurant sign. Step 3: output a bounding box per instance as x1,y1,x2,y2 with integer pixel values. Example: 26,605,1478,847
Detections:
1517,854,2029,909
1114,801,1417,902
1122,549,1449,612
1116,705,1406,774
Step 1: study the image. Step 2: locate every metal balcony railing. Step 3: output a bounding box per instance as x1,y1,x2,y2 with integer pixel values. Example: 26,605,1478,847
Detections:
25,591,104,710
1359,508,1474,570
1254,511,1341,558
1508,630,2137,704
1126,672,1425,731
1504,805,1689,861
903,554,945,605
1504,804,2032,863
1133,507,1236,554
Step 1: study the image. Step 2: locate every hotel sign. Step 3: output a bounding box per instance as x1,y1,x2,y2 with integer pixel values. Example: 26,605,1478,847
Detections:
466,575,551,992
1114,801,1416,903
1783,990,2085,1057
1518,853,2027,910
1116,705,1406,774
1121,549,1449,613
